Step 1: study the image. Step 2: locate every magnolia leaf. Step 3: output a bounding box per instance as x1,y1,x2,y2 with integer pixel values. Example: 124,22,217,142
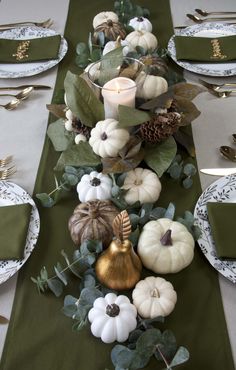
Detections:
173,82,204,101
144,136,177,177
98,47,124,86
54,142,101,171
175,97,201,126
174,127,195,157
169,346,190,367
118,105,151,128
64,71,104,127
46,104,66,119
102,149,144,174
47,118,71,152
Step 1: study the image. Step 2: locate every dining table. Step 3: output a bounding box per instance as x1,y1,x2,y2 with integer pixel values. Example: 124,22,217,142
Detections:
0,0,236,369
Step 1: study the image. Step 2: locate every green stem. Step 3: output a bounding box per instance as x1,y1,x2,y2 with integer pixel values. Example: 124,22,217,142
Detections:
155,344,171,369
48,181,67,197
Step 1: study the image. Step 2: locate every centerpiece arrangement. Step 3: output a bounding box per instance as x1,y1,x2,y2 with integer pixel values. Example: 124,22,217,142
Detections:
33,1,204,369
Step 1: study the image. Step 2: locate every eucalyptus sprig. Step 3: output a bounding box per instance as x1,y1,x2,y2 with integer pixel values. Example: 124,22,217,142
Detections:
114,0,150,26
167,154,197,189
75,33,102,68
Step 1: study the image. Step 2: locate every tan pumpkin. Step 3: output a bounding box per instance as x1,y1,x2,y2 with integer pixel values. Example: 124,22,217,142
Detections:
93,11,118,29
126,30,157,52
68,200,119,248
93,20,126,43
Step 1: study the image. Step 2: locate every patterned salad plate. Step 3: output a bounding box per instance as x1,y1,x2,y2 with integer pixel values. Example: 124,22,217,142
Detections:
194,174,236,283
168,23,236,77
0,26,68,78
0,181,40,284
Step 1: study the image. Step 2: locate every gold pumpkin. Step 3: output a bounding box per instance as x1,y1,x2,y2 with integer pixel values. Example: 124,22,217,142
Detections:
96,210,142,290
93,20,126,43
68,200,119,248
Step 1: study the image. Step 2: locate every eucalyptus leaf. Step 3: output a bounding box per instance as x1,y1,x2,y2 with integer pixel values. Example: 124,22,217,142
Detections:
150,207,166,220
54,142,101,171
111,345,135,369
136,328,162,357
154,330,177,362
83,274,96,288
79,287,103,306
36,193,55,208
169,346,190,367
47,119,71,152
182,177,193,189
183,163,197,177
144,136,177,177
164,203,175,220
64,71,104,126
167,162,182,179
62,304,78,318
47,278,63,297
54,265,68,286
64,295,78,306
118,105,150,128
129,227,140,246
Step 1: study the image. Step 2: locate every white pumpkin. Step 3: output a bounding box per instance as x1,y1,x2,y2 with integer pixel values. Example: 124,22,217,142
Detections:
85,62,101,81
102,38,131,56
88,293,137,343
138,218,195,274
129,16,152,32
125,30,157,52
76,171,112,202
75,134,87,144
122,168,161,205
136,72,168,100
89,118,130,158
132,276,177,318
93,11,118,29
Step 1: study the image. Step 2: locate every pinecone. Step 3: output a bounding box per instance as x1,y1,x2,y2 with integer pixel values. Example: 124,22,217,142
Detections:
167,98,179,113
140,112,182,143
72,119,91,139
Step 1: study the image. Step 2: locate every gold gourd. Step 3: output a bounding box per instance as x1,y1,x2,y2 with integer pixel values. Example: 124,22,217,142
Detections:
95,210,142,290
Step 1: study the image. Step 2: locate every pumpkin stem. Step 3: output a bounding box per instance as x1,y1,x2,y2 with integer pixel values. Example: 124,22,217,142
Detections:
160,229,172,246
150,288,160,298
115,35,121,47
90,177,101,187
101,132,108,141
106,303,120,317
107,19,114,27
137,16,144,22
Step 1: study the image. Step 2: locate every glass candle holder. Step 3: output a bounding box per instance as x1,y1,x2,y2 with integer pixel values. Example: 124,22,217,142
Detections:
86,57,145,120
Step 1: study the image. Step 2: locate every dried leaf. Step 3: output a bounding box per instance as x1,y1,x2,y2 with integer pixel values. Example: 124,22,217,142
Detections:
174,127,195,157
175,97,201,126
46,104,66,119
113,210,131,242
0,315,9,325
102,149,144,173
173,82,205,101
119,136,142,159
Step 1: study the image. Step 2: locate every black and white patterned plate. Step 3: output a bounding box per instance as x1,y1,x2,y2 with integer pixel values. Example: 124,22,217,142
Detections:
194,174,236,283
0,26,68,78
0,181,40,284
168,23,236,77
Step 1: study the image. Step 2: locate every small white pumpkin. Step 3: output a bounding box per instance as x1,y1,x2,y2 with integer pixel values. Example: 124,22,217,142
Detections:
88,293,137,343
132,276,177,318
75,134,87,144
129,16,153,32
89,118,130,158
136,72,168,100
76,171,112,202
125,30,157,52
102,38,131,56
122,168,161,205
93,11,118,29
85,62,101,81
138,218,195,274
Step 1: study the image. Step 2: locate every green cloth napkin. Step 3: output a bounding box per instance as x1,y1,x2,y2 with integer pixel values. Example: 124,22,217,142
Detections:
0,203,32,260
207,202,236,259
0,35,61,63
174,34,236,62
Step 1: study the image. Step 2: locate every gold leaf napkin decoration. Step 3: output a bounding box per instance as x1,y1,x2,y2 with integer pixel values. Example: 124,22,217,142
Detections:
0,34,61,63
174,34,236,62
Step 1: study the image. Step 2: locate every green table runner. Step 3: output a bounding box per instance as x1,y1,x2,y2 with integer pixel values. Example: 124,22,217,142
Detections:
0,1,234,370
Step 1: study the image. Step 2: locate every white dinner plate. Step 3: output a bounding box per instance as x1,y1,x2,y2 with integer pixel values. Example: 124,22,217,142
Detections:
194,174,236,283
168,23,236,77
0,26,68,78
0,181,40,284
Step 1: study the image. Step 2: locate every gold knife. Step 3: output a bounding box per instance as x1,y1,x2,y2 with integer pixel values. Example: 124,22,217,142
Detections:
0,85,51,90
200,168,236,176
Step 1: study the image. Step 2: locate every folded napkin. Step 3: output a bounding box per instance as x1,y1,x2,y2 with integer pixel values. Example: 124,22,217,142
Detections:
0,34,61,63
0,203,32,260
207,202,236,259
174,34,236,62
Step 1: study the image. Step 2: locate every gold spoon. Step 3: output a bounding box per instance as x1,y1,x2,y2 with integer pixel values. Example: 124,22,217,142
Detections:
0,99,21,110
187,14,236,23
220,146,236,161
212,90,236,98
0,87,33,100
195,9,236,16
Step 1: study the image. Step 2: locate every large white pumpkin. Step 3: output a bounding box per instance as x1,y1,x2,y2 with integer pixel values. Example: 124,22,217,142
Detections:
122,167,162,205
132,276,177,318
88,293,137,343
89,118,130,158
138,218,195,273
76,171,112,202
136,72,168,100
125,30,157,52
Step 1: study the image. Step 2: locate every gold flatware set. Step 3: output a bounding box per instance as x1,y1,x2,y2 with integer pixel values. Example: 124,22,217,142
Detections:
175,8,236,28
0,18,53,30
198,79,236,98
0,156,16,180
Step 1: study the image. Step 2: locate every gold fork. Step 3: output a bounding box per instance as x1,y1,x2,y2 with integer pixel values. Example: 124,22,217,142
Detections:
0,155,13,168
0,166,16,180
0,18,53,30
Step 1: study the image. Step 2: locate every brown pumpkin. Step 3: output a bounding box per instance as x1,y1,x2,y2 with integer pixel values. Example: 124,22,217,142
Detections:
93,20,126,43
139,55,168,76
68,200,119,248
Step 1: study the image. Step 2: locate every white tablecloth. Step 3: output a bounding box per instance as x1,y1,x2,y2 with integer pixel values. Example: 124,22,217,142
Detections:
0,0,235,365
